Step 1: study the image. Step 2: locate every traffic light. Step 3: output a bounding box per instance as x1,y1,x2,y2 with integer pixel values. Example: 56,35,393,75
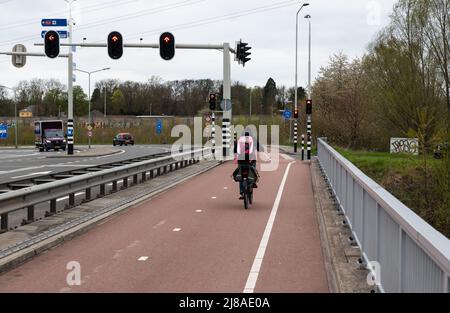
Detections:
159,32,175,60
294,108,299,119
44,30,60,58
107,31,123,60
306,99,312,115
236,40,252,67
209,93,217,111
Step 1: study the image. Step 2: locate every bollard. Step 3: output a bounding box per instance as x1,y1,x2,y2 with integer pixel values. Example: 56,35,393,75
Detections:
27,206,35,222
50,199,57,214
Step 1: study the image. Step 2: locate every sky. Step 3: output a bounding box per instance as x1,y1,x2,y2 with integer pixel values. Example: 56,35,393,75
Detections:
0,0,397,95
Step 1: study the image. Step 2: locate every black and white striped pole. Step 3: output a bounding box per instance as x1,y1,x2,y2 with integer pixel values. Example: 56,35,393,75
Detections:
307,115,312,160
294,121,298,153
233,130,237,154
67,119,74,155
301,134,305,161
222,118,231,158
211,112,216,157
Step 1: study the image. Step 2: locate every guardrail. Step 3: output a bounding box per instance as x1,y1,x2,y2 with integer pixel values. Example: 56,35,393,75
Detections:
317,138,450,293
0,148,209,232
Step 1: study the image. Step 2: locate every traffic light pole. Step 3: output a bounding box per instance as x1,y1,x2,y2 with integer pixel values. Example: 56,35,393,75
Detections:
67,6,74,155
222,43,232,160
307,15,312,160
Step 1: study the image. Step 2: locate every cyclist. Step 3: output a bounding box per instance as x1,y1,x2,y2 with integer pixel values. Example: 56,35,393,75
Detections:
233,130,261,199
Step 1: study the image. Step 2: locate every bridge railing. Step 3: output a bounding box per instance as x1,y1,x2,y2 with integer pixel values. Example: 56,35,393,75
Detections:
0,148,210,232
317,138,450,293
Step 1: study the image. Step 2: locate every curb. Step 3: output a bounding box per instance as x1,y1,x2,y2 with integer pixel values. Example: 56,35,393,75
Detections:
45,149,123,158
310,157,340,293
0,160,221,274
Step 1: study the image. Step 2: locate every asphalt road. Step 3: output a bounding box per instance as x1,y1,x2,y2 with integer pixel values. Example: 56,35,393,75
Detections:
0,145,171,185
0,151,329,292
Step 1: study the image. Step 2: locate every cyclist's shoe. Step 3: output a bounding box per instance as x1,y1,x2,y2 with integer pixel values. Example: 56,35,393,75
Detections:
239,194,244,200
253,183,258,188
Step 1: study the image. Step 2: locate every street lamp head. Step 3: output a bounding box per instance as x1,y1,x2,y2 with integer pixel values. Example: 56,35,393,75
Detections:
297,3,310,15
305,14,311,18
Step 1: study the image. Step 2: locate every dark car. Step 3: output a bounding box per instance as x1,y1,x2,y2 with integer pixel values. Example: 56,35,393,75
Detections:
113,133,134,146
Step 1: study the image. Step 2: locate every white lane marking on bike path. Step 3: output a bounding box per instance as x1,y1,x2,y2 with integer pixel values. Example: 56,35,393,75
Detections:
243,160,295,293
281,153,294,161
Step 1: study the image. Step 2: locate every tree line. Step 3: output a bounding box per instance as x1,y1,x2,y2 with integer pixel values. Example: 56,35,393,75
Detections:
312,0,449,152
0,75,306,118
311,0,449,236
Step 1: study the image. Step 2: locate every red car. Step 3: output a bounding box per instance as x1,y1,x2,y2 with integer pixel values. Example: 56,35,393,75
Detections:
113,133,134,146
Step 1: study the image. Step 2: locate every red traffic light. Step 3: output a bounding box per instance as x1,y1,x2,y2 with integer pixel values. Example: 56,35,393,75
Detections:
44,30,60,58
107,31,123,60
306,99,312,115
159,32,175,61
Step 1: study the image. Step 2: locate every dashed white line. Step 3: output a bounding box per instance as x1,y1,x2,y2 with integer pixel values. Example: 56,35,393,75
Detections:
172,228,181,232
138,256,149,261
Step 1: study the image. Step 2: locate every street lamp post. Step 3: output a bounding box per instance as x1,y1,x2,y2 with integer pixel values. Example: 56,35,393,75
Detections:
75,67,110,149
103,86,107,118
249,87,252,118
305,14,312,97
0,85,18,149
305,14,312,160
294,2,309,153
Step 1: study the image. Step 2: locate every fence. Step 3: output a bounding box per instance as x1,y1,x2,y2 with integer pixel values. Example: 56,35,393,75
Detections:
317,138,450,293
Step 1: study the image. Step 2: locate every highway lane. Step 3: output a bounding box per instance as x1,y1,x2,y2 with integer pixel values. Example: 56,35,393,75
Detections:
0,145,171,185
0,151,329,292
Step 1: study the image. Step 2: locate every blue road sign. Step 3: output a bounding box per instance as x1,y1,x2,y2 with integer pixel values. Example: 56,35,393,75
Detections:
156,119,163,135
41,19,68,27
283,110,292,120
67,128,74,137
0,124,8,139
41,30,68,39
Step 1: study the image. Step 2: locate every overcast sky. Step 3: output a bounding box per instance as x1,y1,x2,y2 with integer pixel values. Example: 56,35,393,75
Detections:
0,0,397,95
